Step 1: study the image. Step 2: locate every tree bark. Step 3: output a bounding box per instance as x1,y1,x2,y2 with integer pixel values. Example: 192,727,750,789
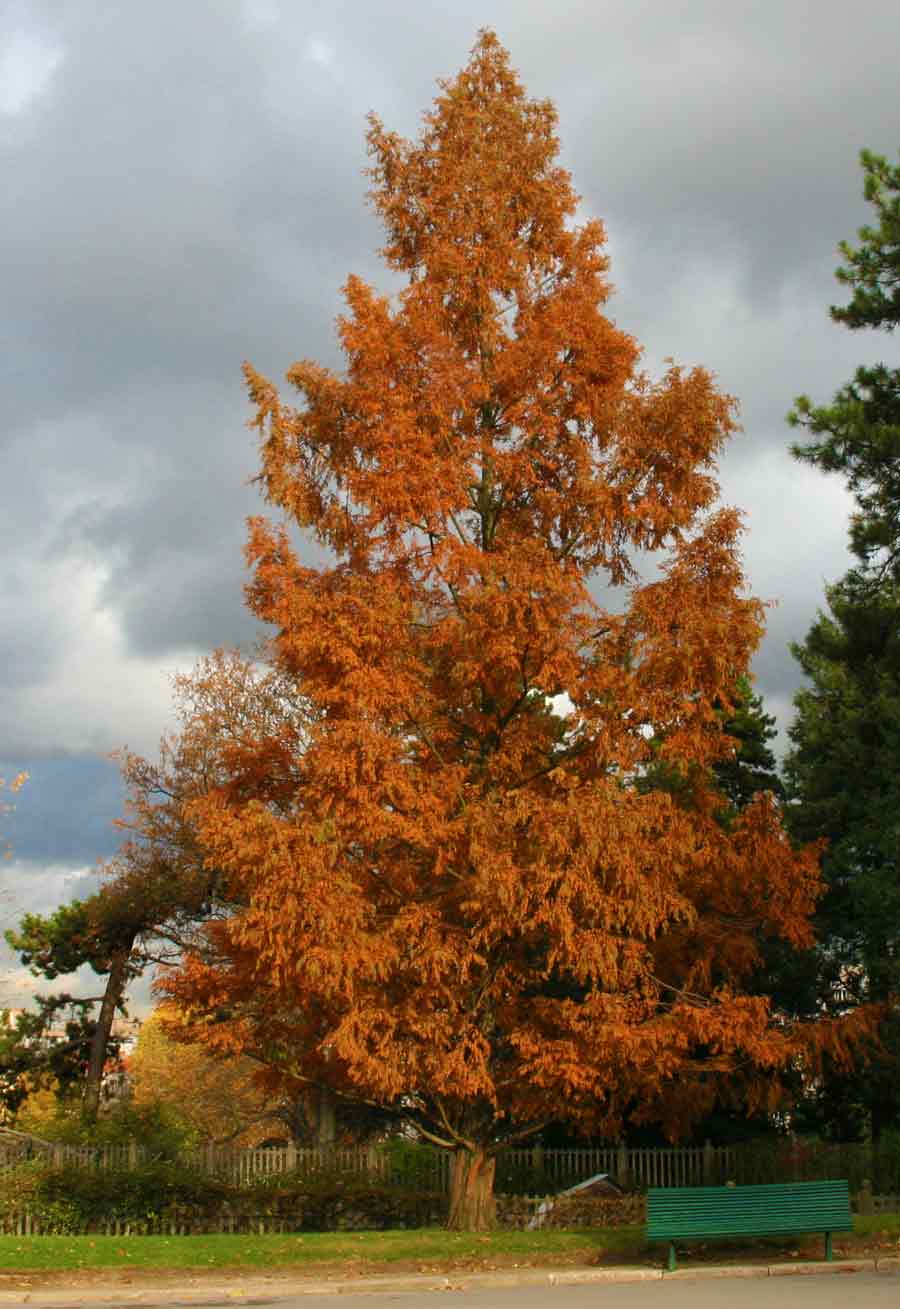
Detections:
82,942,134,1122
315,1086,336,1149
446,1146,497,1231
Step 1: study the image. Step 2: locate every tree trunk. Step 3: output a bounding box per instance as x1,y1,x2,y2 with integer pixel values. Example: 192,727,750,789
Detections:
315,1086,336,1149
82,942,133,1122
446,1147,497,1231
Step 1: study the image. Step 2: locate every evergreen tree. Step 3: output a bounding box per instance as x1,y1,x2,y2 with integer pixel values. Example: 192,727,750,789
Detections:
783,580,900,1138
786,578,900,1003
0,996,122,1124
5,894,140,1122
785,149,900,1138
714,675,784,813
789,150,900,580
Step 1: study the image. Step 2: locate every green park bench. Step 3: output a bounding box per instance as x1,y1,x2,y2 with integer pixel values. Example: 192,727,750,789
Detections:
646,1179,852,1271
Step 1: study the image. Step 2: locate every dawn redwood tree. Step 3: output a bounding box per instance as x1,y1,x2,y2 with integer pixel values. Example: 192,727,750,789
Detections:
162,33,856,1228
117,650,352,1147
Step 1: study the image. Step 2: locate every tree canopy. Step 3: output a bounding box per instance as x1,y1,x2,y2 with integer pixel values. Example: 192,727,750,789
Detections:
145,33,861,1227
2,649,312,1120
128,1006,277,1146
4,887,143,1121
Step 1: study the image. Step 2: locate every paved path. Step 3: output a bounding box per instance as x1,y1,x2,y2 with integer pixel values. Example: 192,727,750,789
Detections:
1,1260,897,1309
388,1269,900,1309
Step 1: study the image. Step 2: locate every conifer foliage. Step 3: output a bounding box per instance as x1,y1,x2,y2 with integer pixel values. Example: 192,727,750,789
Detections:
790,150,900,580
164,34,840,1228
785,149,900,1137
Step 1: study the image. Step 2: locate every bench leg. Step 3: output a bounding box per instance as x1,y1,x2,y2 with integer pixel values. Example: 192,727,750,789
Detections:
825,1232,832,1262
668,1243,677,1272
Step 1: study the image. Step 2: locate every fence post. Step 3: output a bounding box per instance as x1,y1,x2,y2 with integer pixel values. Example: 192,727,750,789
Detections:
128,1140,138,1171
857,1179,874,1216
532,1142,544,1186
703,1139,714,1185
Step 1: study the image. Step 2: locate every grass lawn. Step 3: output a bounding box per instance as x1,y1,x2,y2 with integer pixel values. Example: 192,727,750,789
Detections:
0,1227,639,1274
850,1213,900,1241
0,1215,895,1276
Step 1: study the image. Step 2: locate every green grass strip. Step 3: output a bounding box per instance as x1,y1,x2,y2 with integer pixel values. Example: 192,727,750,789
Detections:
850,1213,900,1238
0,1227,637,1272
0,1215,896,1273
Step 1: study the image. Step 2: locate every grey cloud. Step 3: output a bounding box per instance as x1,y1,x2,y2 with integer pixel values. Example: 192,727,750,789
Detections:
512,0,899,294
0,571,63,690
1,0,898,891
2,5,380,429
110,553,263,658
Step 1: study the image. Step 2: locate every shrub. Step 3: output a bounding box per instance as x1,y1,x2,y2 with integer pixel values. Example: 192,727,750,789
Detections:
378,1139,448,1190
0,1161,229,1232
0,1158,80,1232
13,1097,195,1159
0,1159,445,1233
245,1180,446,1231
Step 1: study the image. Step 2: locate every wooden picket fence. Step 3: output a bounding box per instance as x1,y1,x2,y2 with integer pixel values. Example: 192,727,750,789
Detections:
0,1138,448,1191
856,1181,900,1216
1,1136,898,1197
184,1142,410,1188
0,1188,895,1236
0,1201,446,1237
497,1143,737,1191
0,1139,730,1191
0,1134,898,1235
0,1140,141,1171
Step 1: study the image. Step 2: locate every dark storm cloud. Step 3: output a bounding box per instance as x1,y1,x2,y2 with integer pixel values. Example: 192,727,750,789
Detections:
1,1,384,417
1,1,400,702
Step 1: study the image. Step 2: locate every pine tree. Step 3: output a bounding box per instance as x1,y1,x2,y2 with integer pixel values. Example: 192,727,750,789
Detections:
784,578,900,1137
790,150,900,580
5,895,140,1122
785,150,900,1139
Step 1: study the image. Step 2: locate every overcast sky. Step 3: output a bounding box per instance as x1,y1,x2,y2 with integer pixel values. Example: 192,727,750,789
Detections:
1,0,897,1012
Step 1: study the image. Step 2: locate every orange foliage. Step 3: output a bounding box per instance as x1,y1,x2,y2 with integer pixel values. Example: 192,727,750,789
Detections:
158,33,864,1207
109,648,312,961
